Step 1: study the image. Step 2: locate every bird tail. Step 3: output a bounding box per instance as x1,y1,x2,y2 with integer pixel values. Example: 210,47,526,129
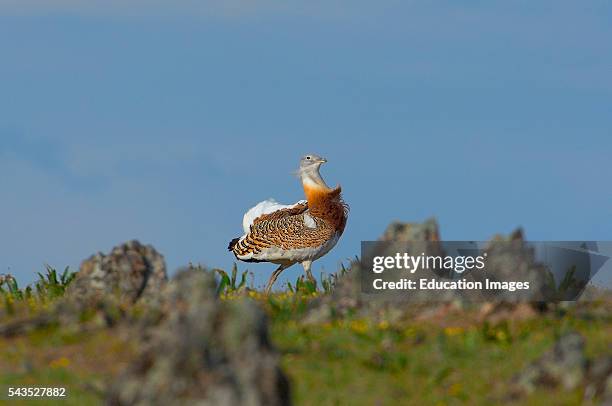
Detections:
228,237,240,251
228,236,266,263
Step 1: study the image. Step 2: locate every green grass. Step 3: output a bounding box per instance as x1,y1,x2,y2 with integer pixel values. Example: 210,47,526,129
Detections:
0,265,610,405
1,266,76,316
0,325,134,405
270,313,609,405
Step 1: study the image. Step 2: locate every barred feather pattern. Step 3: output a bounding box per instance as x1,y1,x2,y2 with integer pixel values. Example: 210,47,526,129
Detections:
230,200,347,259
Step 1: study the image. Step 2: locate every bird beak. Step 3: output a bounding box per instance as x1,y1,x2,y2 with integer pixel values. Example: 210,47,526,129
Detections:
319,158,327,164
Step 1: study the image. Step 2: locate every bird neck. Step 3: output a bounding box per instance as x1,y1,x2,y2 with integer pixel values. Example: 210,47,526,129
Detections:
301,168,331,192
301,168,332,205
301,170,346,230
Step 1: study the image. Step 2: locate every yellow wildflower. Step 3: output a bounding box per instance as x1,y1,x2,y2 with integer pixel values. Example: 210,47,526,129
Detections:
444,326,464,336
448,382,462,396
49,357,70,369
377,320,390,330
349,319,368,334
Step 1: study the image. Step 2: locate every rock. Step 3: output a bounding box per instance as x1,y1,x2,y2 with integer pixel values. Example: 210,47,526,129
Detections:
305,219,461,323
380,218,440,242
66,240,167,306
107,267,290,406
377,218,450,280
472,229,556,301
513,332,587,394
512,332,612,402
370,218,468,302
603,375,612,405
0,242,168,334
585,356,612,402
307,221,563,325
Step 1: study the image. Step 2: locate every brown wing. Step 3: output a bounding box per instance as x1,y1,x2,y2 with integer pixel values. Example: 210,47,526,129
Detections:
251,202,308,226
230,204,337,259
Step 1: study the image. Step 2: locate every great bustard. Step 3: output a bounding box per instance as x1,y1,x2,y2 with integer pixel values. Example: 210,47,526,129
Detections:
228,154,348,293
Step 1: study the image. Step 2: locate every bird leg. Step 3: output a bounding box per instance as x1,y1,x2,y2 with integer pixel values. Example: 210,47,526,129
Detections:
302,260,317,289
264,264,286,294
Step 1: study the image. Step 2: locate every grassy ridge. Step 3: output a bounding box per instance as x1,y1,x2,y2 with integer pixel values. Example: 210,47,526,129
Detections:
0,267,611,405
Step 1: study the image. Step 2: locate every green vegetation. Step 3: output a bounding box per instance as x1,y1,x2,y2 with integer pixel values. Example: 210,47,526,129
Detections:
215,263,248,294
0,265,610,405
1,267,75,316
271,310,610,405
0,266,75,301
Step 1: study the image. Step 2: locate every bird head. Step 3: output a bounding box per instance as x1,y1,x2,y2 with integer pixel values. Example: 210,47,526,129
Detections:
298,154,329,189
299,154,327,170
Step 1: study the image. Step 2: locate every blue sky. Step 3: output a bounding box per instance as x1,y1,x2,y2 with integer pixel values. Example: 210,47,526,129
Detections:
1,1,611,288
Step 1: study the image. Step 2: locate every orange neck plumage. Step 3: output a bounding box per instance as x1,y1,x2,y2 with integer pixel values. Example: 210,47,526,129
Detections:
303,182,347,232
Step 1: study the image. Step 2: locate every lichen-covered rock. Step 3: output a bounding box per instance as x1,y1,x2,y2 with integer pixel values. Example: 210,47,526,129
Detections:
106,268,290,406
0,242,167,336
511,332,612,402
305,219,454,324
380,218,440,242
585,356,612,402
472,229,555,301
377,218,449,280
66,240,167,306
306,221,559,324
602,374,612,405
513,332,587,394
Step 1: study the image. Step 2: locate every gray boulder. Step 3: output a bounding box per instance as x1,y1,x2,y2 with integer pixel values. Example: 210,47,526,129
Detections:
585,356,612,403
380,217,441,242
512,332,612,402
107,268,290,406
472,229,555,301
1,242,168,334
66,240,167,306
513,332,587,394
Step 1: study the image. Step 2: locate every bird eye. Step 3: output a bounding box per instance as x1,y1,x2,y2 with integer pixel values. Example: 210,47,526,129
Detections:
306,156,311,160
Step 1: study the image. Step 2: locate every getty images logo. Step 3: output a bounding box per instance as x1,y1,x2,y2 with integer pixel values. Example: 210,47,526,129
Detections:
372,252,488,274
